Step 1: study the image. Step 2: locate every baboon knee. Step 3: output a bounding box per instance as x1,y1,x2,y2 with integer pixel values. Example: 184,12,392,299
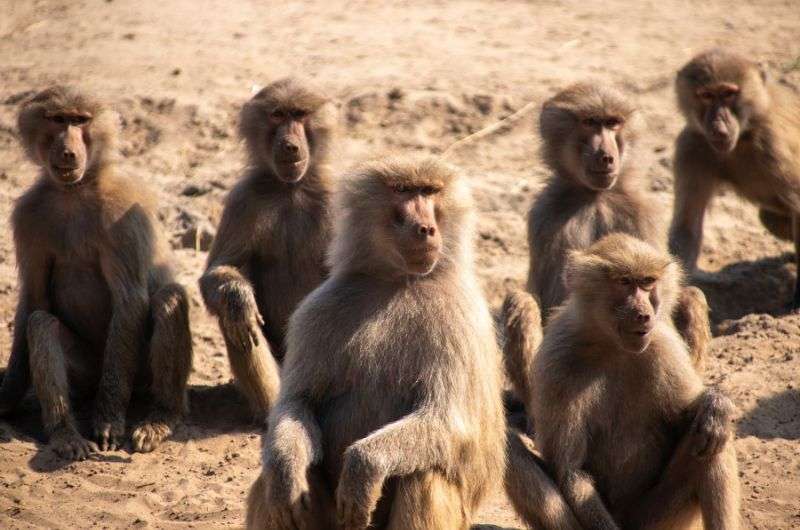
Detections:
758,208,793,241
675,286,711,372
152,283,190,324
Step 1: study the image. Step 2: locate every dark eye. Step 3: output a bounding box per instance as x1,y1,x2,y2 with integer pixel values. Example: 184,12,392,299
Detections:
290,109,308,120
270,109,285,120
722,90,738,104
618,277,632,286
51,115,66,124
72,115,91,126
393,184,408,193
605,117,623,129
420,186,437,196
640,277,656,290
581,117,596,127
697,89,714,102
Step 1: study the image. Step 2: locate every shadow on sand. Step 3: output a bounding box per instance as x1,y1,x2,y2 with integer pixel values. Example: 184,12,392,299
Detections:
692,253,796,328
737,389,800,441
0,376,260,472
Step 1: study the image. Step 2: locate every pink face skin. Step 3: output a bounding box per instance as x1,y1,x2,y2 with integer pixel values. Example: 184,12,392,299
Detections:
607,274,660,353
266,108,311,183
39,111,93,185
577,115,625,190
389,185,443,276
695,82,741,154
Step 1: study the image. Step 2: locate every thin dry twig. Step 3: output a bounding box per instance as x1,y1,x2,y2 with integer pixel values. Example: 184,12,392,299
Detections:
442,100,538,157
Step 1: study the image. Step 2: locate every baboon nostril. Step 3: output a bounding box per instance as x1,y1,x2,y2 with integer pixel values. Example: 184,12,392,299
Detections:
416,224,435,237
601,154,614,165
63,150,76,161
284,142,299,154
636,312,650,323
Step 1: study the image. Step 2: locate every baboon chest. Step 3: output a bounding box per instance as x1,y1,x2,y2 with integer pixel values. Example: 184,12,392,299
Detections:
584,381,677,509
251,202,329,336
50,252,113,349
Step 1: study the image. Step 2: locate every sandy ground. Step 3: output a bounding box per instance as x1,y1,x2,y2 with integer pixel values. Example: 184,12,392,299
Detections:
0,0,799,528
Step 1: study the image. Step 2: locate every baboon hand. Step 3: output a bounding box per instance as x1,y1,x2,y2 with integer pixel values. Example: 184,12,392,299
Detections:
336,445,385,530
691,390,735,459
265,467,312,530
220,281,264,350
92,414,126,452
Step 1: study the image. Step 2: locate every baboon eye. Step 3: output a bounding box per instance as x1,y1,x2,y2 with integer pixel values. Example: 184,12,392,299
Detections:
641,277,656,290
605,117,623,129
393,184,408,193
618,277,632,286
51,115,66,124
721,89,739,104
290,109,308,120
270,109,286,120
72,115,91,126
697,89,714,102
420,186,437,196
581,117,598,127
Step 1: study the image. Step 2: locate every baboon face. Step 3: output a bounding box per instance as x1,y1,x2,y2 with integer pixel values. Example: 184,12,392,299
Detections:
386,184,443,276
38,110,93,185
677,50,769,156
605,273,660,353
568,114,626,190
569,234,677,354
691,82,743,154
262,106,312,183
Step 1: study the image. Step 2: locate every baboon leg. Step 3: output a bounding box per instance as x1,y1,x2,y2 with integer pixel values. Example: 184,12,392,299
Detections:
505,430,583,530
246,468,335,530
220,320,281,421
385,471,468,530
27,310,98,460
501,290,543,420
758,208,792,241
625,436,740,530
131,283,193,453
673,286,711,374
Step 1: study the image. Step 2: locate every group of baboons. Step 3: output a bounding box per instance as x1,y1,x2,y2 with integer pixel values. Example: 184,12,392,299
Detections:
0,47,798,529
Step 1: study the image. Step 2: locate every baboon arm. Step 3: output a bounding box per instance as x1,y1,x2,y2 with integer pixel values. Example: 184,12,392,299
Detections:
265,397,323,483
545,412,620,530
669,129,719,272
344,408,453,480
200,210,256,316
94,214,151,423
0,245,52,413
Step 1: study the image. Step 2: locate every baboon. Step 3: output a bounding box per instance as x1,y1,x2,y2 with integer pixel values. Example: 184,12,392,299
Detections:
669,48,800,308
246,156,506,530
199,78,337,417
505,233,740,530
502,83,709,414
0,86,192,459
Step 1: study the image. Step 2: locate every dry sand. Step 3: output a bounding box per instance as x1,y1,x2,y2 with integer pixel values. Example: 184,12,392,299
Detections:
0,1,799,528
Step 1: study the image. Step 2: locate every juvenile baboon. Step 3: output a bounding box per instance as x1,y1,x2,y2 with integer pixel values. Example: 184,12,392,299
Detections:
669,48,800,308
502,83,709,412
199,78,337,417
505,233,740,530
246,156,506,530
0,86,192,459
